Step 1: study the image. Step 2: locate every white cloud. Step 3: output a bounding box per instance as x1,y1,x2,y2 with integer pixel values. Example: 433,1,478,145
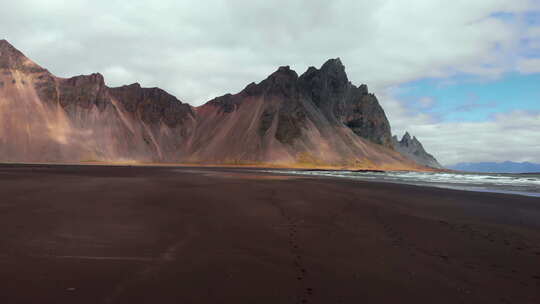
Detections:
418,97,435,108
516,58,540,74
412,111,540,166
1,0,538,104
527,26,540,38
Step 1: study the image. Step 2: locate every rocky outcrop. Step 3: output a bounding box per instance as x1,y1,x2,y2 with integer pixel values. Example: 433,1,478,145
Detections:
0,39,46,73
0,40,195,162
109,83,194,127
0,40,430,169
392,132,443,169
190,58,408,167
298,58,392,147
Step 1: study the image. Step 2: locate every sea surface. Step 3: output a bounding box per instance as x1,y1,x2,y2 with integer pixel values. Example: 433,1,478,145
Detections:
267,170,540,198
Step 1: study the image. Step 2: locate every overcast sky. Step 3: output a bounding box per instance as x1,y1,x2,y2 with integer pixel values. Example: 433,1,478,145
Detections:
2,0,540,165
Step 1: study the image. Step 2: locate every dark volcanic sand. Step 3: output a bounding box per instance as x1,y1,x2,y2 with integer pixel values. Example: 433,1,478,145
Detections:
0,165,539,303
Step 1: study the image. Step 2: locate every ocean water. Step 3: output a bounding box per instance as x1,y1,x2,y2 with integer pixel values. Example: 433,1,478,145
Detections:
267,170,540,198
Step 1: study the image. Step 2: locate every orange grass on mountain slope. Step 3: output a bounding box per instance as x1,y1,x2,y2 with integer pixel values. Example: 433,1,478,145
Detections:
0,160,439,172
77,156,439,172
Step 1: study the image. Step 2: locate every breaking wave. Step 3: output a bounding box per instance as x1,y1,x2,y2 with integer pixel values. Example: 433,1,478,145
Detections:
266,170,540,197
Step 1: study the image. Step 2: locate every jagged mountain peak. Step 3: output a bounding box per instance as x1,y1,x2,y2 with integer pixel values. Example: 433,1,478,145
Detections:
321,58,348,83
393,132,442,169
320,57,345,72
402,131,412,141
321,57,342,67
275,65,295,73
64,73,106,86
358,84,368,94
219,58,354,103
0,39,45,72
399,131,425,148
249,65,300,99
110,81,188,104
266,65,299,81
299,58,350,99
124,82,142,88
300,58,347,79
0,39,17,52
0,39,26,63
398,131,419,146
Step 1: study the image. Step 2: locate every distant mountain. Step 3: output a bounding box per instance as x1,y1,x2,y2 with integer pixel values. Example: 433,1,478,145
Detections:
392,132,443,169
0,39,434,169
449,161,540,173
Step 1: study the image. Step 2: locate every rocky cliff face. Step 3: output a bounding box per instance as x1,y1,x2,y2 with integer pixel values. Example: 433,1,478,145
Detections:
0,39,195,162
392,132,443,169
0,40,427,169
298,59,393,147
190,58,410,167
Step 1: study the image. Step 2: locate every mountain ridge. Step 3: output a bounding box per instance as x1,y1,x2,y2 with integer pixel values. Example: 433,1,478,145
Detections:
0,40,437,170
449,161,540,173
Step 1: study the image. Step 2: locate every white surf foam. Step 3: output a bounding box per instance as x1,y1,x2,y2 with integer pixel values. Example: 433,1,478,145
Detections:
266,170,540,198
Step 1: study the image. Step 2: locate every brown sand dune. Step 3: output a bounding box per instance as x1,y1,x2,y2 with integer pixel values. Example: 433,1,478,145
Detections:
0,164,539,303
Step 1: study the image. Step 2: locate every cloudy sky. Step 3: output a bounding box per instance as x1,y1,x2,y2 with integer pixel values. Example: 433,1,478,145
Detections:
2,0,540,165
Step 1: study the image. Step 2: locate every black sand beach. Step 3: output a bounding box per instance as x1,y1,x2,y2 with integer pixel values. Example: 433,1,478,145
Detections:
0,164,539,303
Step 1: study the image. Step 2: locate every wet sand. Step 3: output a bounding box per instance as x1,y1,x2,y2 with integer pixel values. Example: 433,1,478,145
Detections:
0,164,539,303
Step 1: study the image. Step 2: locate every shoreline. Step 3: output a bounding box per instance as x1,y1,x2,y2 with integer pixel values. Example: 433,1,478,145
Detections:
263,168,540,198
2,163,537,198
5,162,538,197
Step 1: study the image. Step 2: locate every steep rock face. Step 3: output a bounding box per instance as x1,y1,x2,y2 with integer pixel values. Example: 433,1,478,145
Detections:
298,59,392,147
0,40,429,169
191,59,415,168
0,39,46,73
109,83,194,127
0,40,195,162
392,132,443,169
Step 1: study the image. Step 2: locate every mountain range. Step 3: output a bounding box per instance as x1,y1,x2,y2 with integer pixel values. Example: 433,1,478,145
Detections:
449,161,540,173
0,39,440,169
